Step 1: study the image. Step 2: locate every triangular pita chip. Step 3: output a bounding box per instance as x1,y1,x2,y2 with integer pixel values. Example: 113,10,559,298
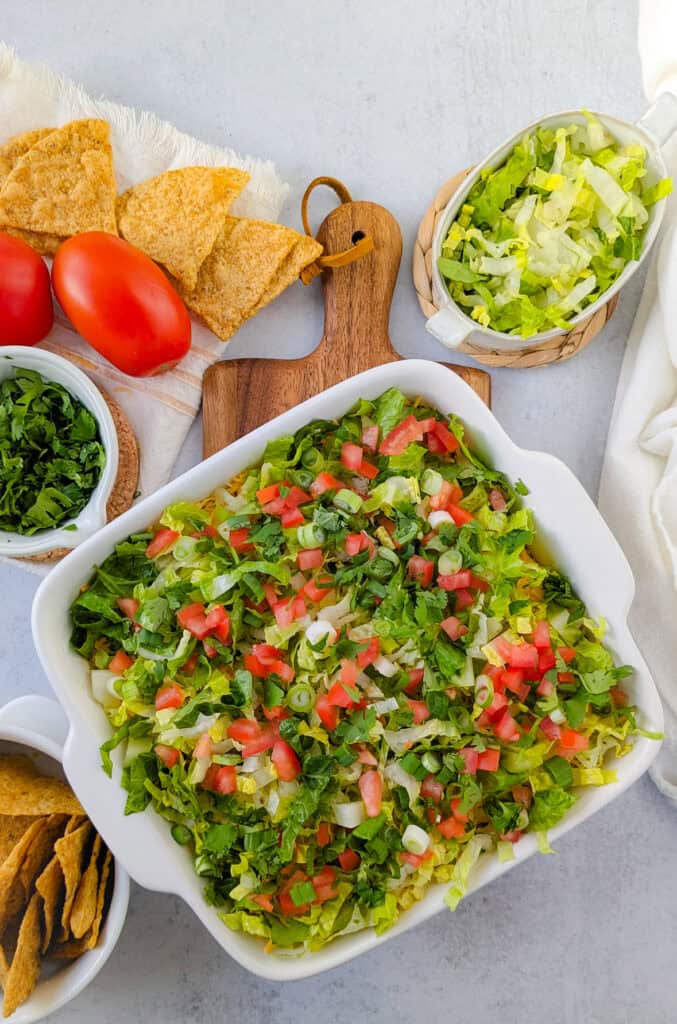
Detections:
117,166,249,290
0,118,117,236
178,216,305,340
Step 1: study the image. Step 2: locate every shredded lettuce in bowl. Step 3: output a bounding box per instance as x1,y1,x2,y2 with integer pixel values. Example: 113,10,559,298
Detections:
69,389,656,954
439,111,672,338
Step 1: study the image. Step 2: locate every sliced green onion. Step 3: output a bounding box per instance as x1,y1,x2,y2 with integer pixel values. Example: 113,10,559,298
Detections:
422,468,444,495
333,488,363,513
297,522,326,548
421,751,441,773
438,549,463,575
377,545,399,565
474,674,494,709
301,447,322,470
287,682,315,713
402,824,430,855
171,824,192,846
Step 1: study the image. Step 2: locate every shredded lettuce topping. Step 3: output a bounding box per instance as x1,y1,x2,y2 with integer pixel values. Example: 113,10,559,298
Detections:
70,389,649,954
439,111,672,338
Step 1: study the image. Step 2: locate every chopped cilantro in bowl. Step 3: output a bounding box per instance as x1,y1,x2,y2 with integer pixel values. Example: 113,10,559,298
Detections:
0,367,106,535
439,111,672,338
70,388,648,953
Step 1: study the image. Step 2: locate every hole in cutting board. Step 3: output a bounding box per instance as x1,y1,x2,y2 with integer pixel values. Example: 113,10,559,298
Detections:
351,230,365,244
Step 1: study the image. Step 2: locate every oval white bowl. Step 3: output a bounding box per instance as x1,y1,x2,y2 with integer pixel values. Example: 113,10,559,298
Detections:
31,359,663,980
0,347,119,556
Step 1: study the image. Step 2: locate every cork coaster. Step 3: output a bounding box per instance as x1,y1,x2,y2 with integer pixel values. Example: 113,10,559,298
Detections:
413,168,618,369
21,387,139,564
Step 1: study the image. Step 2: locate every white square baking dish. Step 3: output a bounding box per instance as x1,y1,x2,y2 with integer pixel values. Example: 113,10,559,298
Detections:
31,359,663,981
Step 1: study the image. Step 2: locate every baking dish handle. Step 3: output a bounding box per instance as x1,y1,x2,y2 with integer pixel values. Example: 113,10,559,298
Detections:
0,695,68,757
637,91,677,147
425,305,472,349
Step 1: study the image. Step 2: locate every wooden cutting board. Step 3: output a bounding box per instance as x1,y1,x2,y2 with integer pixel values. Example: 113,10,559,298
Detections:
202,198,490,457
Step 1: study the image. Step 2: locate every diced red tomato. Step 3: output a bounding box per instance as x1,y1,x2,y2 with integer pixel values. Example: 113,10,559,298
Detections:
358,770,383,817
407,699,430,724
109,650,133,674
116,597,139,621
242,727,277,759
359,459,379,479
557,728,589,753
177,602,211,640
205,605,230,643
346,532,366,556
285,486,311,508
355,745,378,766
438,815,465,839
340,660,359,686
203,641,218,659
317,821,332,847
155,682,184,711
251,893,274,913
557,672,575,684
430,481,463,511
501,668,524,694
315,694,339,730
271,739,301,781
440,615,468,641
229,527,254,553
438,570,472,591
380,414,428,456
428,420,459,453
328,680,357,708
489,488,507,511
401,849,434,868
227,719,275,758
338,849,361,871
539,715,562,740
297,548,323,571
261,704,290,722
356,637,379,668
310,472,343,497
537,677,555,696
278,886,308,917
270,659,295,684
257,483,280,504
408,555,434,587
244,653,268,677
502,829,522,844
312,866,338,903
181,651,199,677
303,574,334,603
494,637,539,671
154,744,179,769
273,598,295,628
458,748,478,774
494,710,520,743
203,764,237,794
262,582,277,609
404,667,424,693
421,774,444,803
454,588,475,611
538,649,557,674
341,441,364,471
145,528,179,559
468,572,489,592
193,732,212,760
486,691,508,721
533,621,551,649
249,644,281,666
281,507,304,529
424,430,445,455
558,647,577,664
450,798,469,823
610,686,628,706
477,748,500,772
448,504,474,526
362,424,379,451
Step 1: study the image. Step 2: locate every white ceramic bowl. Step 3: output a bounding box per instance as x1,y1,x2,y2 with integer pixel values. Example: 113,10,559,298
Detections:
426,95,677,352
0,347,119,557
0,695,129,1023
31,359,663,981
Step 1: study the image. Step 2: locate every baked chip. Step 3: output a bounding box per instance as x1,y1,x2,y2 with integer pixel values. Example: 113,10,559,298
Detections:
53,847,112,958
252,234,323,314
18,815,66,900
0,755,83,817
0,128,54,185
0,819,45,937
117,166,249,290
0,118,117,237
69,835,101,939
34,855,64,953
178,216,305,340
54,820,92,939
2,894,42,1017
0,816,36,866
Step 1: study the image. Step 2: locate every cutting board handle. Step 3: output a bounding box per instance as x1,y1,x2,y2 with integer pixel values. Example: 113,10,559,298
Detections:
316,200,402,365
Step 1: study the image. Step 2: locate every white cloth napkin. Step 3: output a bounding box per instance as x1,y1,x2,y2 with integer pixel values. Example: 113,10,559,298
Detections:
0,42,289,561
598,0,677,800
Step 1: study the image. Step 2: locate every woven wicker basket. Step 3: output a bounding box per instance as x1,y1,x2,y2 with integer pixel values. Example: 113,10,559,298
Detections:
412,169,618,369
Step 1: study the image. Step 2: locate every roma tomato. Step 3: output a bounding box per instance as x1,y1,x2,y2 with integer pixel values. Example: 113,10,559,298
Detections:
52,233,191,376
0,233,53,345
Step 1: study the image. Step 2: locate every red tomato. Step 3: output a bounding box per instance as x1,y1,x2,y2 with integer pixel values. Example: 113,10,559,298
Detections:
448,504,474,527
257,483,280,504
407,699,430,724
557,728,589,753
52,233,190,375
401,849,434,868
558,647,577,664
537,677,555,696
355,744,378,766
358,770,383,817
438,816,465,839
362,424,379,451
281,507,304,529
404,667,424,693
177,602,211,640
155,682,184,711
380,415,433,455
0,233,53,345
458,748,478,774
315,694,339,730
193,732,212,760
451,798,469,823
477,748,500,772
181,652,199,677
486,692,509,721
229,527,254,553
228,719,263,743
154,744,180,769
205,605,230,643
340,441,364,471
421,774,444,803
437,570,472,591
494,710,520,743
428,421,459,453
310,472,343,497
338,849,361,871
303,574,334,603
359,459,379,479
539,715,562,740
272,740,301,781
327,680,356,708
454,588,474,611
316,822,332,847
116,597,139,621
297,548,323,571
538,649,557,674
533,621,551,649
408,556,434,588
357,637,379,668
146,528,179,558
430,481,463,510
109,650,133,674
203,764,237,794
251,893,274,913
440,615,468,642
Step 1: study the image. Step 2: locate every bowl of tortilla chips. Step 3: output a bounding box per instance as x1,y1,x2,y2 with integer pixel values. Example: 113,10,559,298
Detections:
0,695,129,1022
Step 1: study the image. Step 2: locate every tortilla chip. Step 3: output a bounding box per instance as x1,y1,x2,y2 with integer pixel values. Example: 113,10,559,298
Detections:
53,847,112,958
54,821,92,938
117,166,249,290
0,118,117,237
0,128,54,185
0,754,84,817
1,226,64,255
0,820,45,936
0,817,36,866
0,915,20,990
18,815,66,896
2,894,42,1017
178,216,302,340
34,855,64,954
252,234,323,314
69,835,101,939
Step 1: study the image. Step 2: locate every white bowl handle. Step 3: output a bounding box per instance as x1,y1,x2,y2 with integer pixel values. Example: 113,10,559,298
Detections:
637,91,677,147
0,695,69,754
425,305,472,349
